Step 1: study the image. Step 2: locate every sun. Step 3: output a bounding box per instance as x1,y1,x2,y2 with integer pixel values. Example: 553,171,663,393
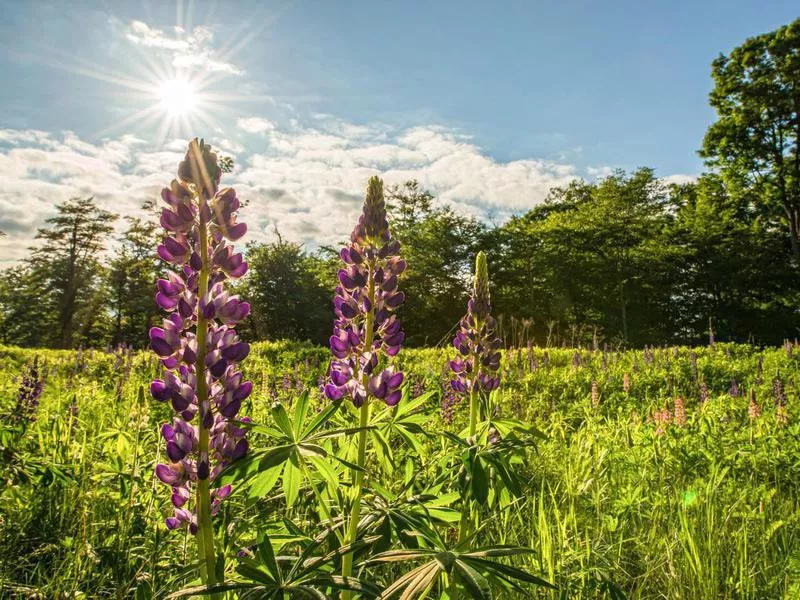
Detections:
157,78,198,117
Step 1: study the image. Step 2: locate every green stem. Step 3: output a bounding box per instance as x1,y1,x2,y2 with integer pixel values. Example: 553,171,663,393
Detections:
459,346,483,545
194,198,218,587
468,388,479,438
341,260,376,599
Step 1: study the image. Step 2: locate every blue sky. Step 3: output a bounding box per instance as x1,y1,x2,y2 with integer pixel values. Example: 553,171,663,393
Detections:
0,0,798,261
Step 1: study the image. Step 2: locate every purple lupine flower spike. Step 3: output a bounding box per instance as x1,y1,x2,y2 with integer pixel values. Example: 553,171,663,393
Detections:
449,251,503,433
12,357,46,424
150,139,250,538
324,177,406,407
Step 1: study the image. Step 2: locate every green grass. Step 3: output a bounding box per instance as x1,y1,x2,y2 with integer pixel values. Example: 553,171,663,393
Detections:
1,341,799,598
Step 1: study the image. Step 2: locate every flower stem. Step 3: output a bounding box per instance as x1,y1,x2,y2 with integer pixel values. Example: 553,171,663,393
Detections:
195,197,217,587
341,260,376,599
459,354,483,544
468,388,479,438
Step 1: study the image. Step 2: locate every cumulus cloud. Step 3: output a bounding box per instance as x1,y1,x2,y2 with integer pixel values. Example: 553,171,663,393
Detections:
0,116,616,264
661,173,698,186
237,117,276,134
229,118,582,246
125,20,243,75
0,130,182,264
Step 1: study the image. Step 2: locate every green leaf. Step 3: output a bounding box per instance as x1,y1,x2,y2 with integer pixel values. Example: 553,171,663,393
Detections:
380,561,440,599
293,390,310,438
396,390,436,418
303,398,341,438
453,559,492,600
247,465,282,499
271,402,294,438
282,459,302,506
307,454,340,490
471,458,489,505
466,556,556,589
165,582,260,598
257,533,280,580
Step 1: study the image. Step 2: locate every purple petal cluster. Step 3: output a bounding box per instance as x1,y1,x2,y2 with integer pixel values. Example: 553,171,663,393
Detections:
324,177,407,407
12,357,45,424
149,139,251,533
449,252,502,396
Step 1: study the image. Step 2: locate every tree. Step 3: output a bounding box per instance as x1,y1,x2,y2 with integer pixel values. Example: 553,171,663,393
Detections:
669,175,797,343
0,264,53,347
239,237,331,344
701,19,800,260
29,197,117,348
386,181,488,346
494,170,678,346
108,213,163,347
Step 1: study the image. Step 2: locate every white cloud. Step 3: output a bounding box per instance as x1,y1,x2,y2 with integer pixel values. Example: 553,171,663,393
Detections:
661,173,698,186
237,117,276,134
4,115,669,265
0,130,182,264
124,20,243,76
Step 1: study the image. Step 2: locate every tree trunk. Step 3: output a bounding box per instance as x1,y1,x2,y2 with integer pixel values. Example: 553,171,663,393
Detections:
619,279,628,342
788,207,800,262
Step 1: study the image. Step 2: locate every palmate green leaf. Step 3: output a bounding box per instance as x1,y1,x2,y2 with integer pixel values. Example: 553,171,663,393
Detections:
312,425,371,441
463,545,535,558
305,575,381,597
372,428,394,473
271,402,295,438
453,559,492,600
400,561,440,599
483,454,523,498
306,454,340,490
282,456,302,507
217,445,292,488
293,390,311,438
164,582,262,598
257,533,280,580
379,561,440,600
247,423,285,438
464,556,556,589
368,548,438,564
287,585,328,600
395,425,427,458
237,559,275,585
297,442,328,458
394,390,437,419
491,418,546,441
247,465,282,499
302,398,342,438
470,457,489,505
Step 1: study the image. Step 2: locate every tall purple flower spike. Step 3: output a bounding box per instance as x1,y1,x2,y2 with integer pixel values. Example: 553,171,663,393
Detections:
324,176,406,408
149,139,251,534
450,251,502,401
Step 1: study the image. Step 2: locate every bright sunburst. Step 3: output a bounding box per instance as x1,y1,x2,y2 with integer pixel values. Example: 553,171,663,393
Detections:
157,78,198,117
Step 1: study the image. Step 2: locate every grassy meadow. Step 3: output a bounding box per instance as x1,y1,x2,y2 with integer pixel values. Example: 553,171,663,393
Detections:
1,341,799,598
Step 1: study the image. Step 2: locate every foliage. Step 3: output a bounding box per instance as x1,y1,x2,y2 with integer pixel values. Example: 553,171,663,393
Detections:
2,342,800,597
237,238,331,345
701,18,800,259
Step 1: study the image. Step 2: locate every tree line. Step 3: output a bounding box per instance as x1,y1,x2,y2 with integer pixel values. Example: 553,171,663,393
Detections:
1,19,799,349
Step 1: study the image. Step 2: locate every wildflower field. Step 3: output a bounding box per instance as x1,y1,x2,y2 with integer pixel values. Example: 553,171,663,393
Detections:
2,340,799,598
3,141,800,600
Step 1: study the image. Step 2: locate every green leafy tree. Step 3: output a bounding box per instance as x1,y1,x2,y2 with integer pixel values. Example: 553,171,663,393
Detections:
387,181,487,346
495,169,677,345
239,236,331,344
701,18,800,260
0,264,53,347
29,197,117,348
108,212,163,347
669,175,796,343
